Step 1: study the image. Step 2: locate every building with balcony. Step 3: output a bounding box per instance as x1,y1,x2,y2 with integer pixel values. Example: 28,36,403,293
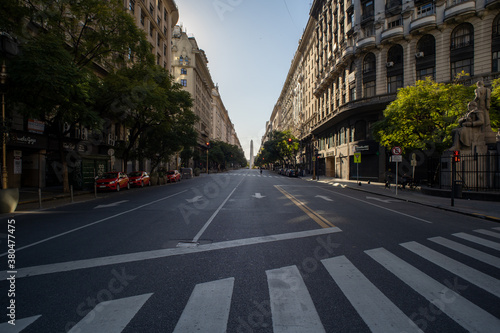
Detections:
265,0,500,181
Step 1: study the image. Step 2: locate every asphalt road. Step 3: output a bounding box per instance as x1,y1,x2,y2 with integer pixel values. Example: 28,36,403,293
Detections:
1,169,499,332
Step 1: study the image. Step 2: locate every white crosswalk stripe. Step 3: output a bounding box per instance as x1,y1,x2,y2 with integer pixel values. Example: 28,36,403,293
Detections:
453,232,500,250
429,236,500,268
266,265,326,332
322,256,423,333
173,278,234,332
0,315,41,333
474,229,500,239
401,241,500,298
68,293,152,333
366,247,500,333
5,229,500,332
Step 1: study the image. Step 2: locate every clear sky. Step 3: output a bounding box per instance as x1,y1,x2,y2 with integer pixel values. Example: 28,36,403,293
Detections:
175,0,313,160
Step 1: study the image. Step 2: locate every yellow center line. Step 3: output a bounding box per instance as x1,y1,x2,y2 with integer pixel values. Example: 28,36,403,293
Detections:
275,185,336,229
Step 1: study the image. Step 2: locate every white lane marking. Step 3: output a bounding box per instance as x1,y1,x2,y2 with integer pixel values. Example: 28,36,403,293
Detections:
186,196,203,203
429,237,500,269
365,196,400,203
173,278,234,333
0,191,188,257
474,229,500,239
0,315,41,333
321,188,432,223
401,241,500,298
315,195,333,202
1,228,342,279
366,248,500,333
267,265,325,333
322,256,423,333
192,177,245,243
68,294,152,333
453,233,500,251
252,193,266,199
94,200,129,209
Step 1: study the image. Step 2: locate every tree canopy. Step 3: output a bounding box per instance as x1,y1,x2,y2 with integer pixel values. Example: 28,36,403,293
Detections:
255,130,299,167
372,77,475,155
207,141,247,171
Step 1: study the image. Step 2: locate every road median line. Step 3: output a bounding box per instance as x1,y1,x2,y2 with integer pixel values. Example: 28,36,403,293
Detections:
274,185,335,228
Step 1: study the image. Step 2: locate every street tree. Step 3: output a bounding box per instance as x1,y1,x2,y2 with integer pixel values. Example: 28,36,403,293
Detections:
6,0,150,192
256,130,299,167
97,63,194,170
372,76,475,155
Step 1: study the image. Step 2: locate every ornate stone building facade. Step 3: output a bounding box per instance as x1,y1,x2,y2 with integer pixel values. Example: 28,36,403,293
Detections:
266,0,500,181
171,26,242,167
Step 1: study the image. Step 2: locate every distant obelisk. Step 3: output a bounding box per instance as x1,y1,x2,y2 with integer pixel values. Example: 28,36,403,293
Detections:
250,140,254,168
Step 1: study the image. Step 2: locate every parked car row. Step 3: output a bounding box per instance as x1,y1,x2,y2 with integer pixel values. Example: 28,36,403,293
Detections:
95,170,183,192
277,168,299,177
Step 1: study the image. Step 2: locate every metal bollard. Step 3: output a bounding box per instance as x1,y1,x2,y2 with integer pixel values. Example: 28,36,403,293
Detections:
70,185,74,203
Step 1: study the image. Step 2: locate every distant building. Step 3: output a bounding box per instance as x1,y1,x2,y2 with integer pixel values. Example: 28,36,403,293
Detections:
265,0,500,181
171,26,242,168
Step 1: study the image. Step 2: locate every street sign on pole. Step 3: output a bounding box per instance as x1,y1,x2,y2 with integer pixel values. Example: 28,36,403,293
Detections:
353,153,361,164
392,146,402,155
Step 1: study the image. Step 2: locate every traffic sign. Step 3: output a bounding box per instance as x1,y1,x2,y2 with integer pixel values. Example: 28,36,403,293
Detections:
353,152,361,163
391,146,402,155
390,155,402,162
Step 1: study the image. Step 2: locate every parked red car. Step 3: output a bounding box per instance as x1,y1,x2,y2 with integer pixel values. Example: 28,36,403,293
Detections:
95,172,130,191
128,171,151,187
166,170,182,183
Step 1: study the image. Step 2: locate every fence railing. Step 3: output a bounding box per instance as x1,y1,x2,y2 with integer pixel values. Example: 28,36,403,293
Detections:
429,153,500,191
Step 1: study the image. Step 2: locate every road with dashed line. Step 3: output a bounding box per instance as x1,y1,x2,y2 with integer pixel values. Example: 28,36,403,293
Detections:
1,168,500,332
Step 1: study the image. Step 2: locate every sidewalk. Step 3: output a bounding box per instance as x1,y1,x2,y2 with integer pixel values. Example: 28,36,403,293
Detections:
302,176,500,223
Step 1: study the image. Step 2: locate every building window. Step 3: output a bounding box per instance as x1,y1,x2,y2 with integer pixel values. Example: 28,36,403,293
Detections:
416,34,436,81
387,17,402,29
129,0,135,14
387,44,403,93
451,58,473,78
417,2,435,18
349,85,356,101
163,44,167,55
363,24,375,37
362,0,374,21
451,23,473,50
149,24,153,37
494,51,500,73
164,9,168,21
140,10,145,25
387,75,403,93
363,53,376,73
157,53,161,65
181,79,187,87
157,34,160,46
181,68,187,75
417,67,435,81
363,81,376,97
492,15,500,72
149,3,154,15
179,56,183,65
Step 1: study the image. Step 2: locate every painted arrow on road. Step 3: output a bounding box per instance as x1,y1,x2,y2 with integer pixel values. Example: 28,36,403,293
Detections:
94,200,129,209
252,193,266,199
315,195,333,202
366,196,400,204
186,196,203,203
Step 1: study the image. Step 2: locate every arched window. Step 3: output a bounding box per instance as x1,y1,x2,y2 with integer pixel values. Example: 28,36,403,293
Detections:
387,45,403,93
349,62,356,101
416,34,436,80
450,23,474,79
492,15,500,72
451,23,473,50
363,53,376,98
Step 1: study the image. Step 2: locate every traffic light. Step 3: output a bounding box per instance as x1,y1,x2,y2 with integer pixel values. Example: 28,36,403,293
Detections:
288,138,292,144
206,142,210,148
453,150,460,162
